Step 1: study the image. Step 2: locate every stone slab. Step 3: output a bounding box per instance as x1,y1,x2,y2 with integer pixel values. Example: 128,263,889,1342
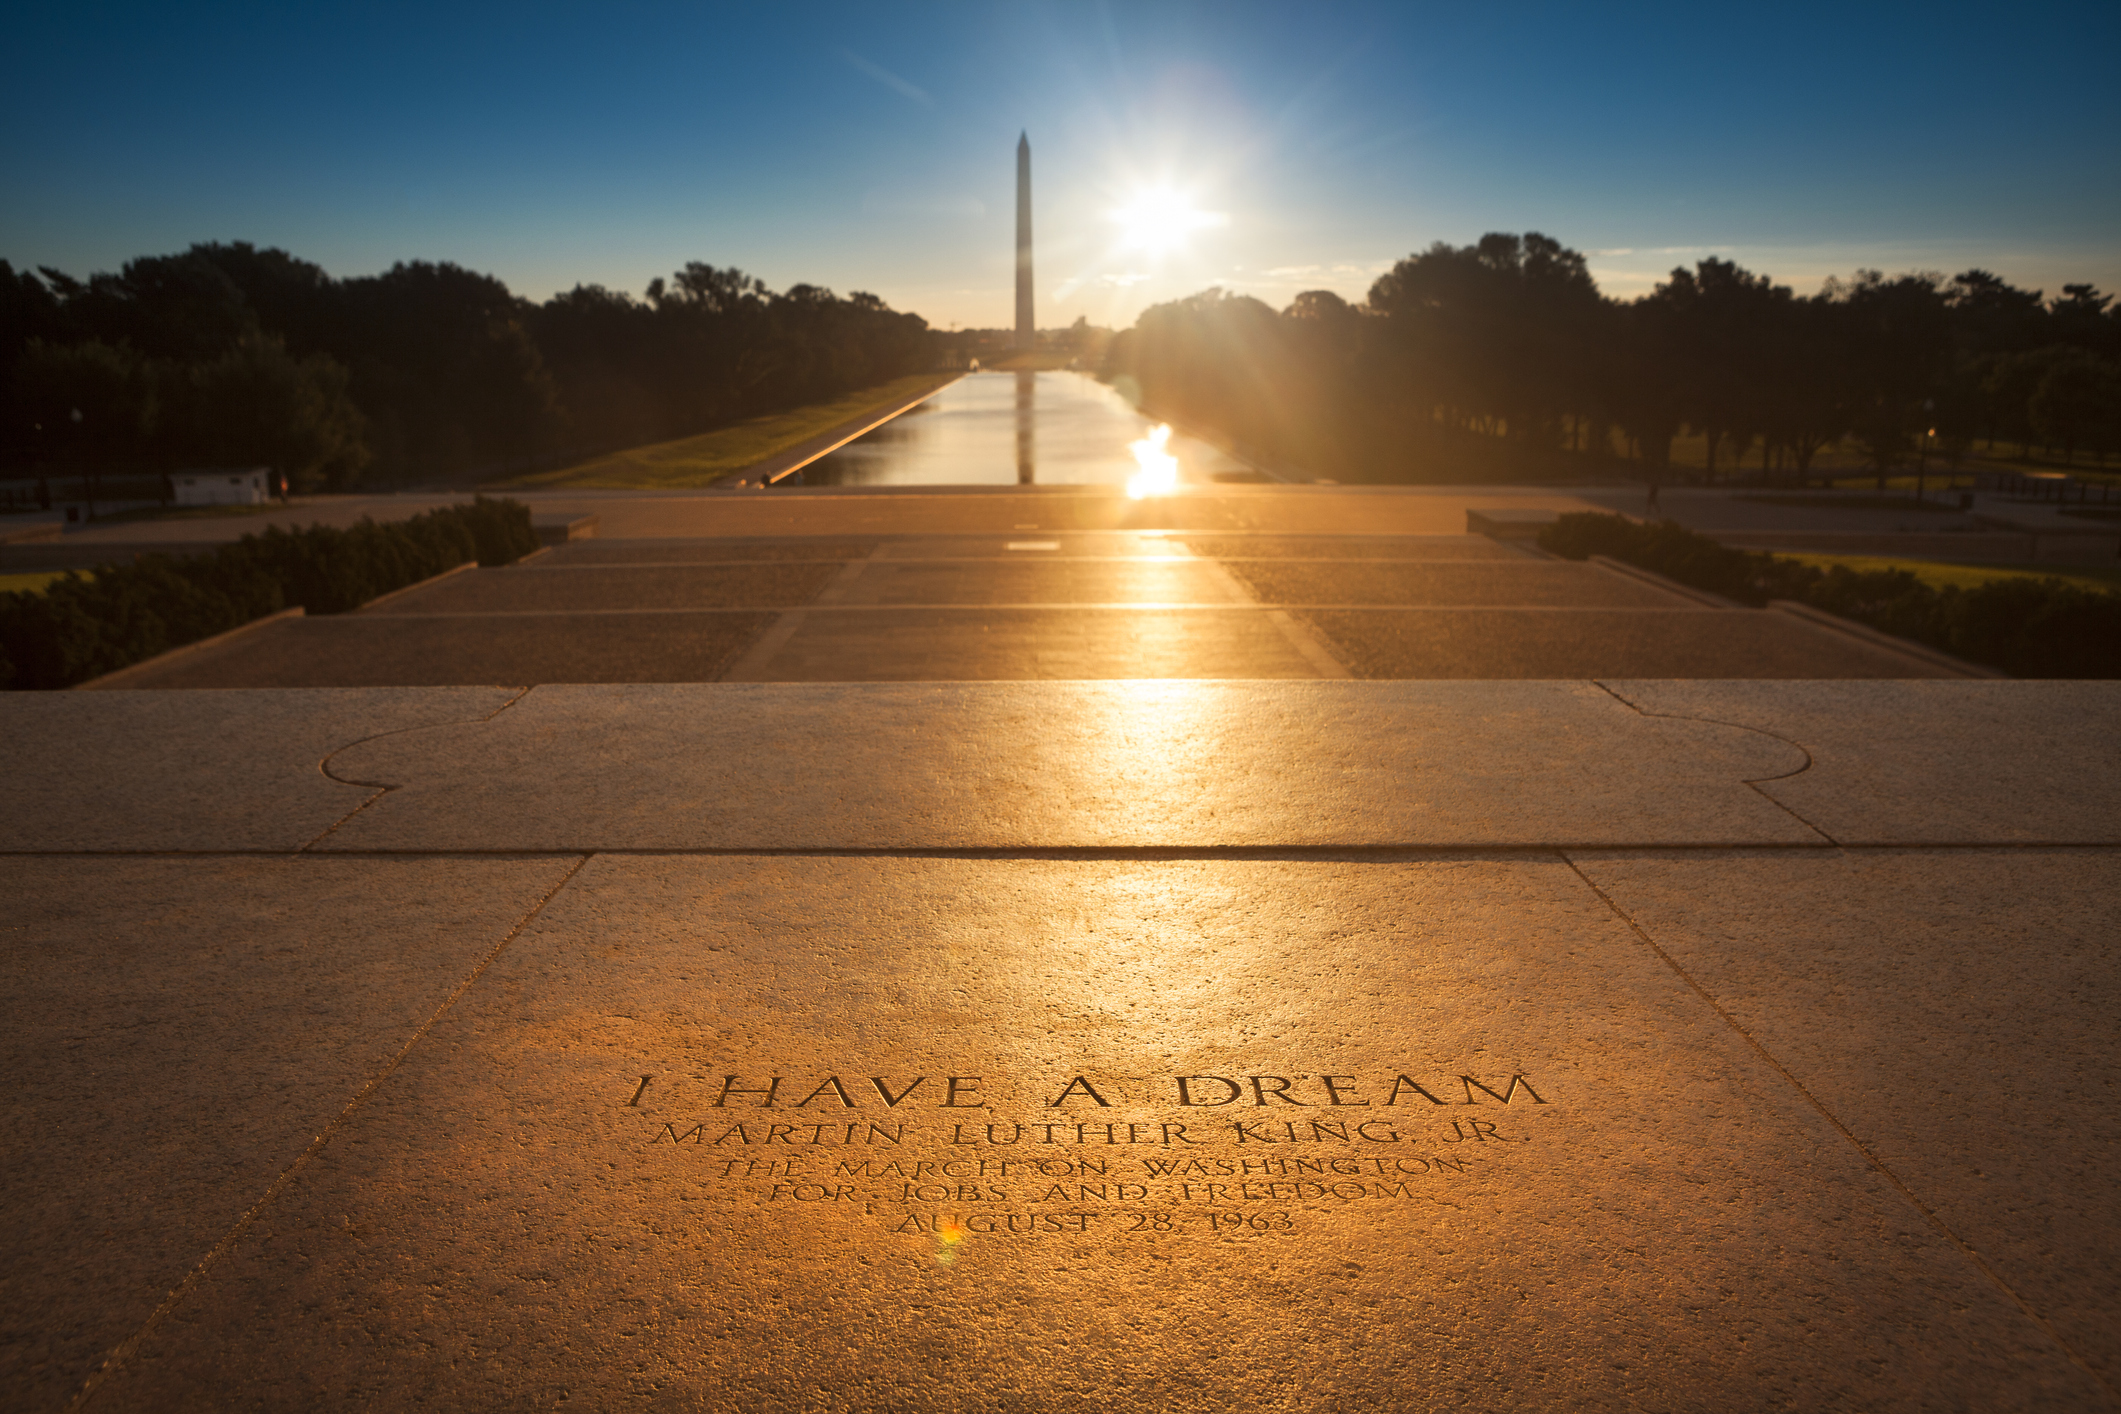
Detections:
82,855,2105,1410
534,539,878,564
1223,560,1693,608
0,687,520,852
532,512,599,544
104,613,775,689
11,682,2106,857
316,681,1814,852
75,606,310,689
0,855,578,1410
872,532,1201,559
1573,848,2120,1389
730,607,1324,680
1301,607,1957,679
363,563,838,614
1465,507,1558,537
1184,534,1531,561
828,561,1246,607
1605,680,2121,843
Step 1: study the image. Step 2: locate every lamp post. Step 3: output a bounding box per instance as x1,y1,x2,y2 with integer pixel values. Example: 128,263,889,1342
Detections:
1913,398,1935,503
69,407,93,520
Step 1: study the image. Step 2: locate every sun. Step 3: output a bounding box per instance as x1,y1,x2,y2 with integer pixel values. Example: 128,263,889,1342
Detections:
1108,188,1227,256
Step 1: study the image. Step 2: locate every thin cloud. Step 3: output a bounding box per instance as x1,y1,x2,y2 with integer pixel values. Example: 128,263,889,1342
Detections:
841,50,932,107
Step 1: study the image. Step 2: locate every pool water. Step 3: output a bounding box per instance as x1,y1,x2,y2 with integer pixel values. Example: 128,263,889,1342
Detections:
800,371,1264,488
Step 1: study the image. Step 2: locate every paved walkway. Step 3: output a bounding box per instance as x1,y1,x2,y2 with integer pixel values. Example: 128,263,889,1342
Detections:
10,483,2112,1414
3,679,2117,1411
102,491,1950,686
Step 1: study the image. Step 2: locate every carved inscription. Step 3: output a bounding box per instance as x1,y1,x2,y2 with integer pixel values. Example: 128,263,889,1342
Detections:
622,1067,1553,1240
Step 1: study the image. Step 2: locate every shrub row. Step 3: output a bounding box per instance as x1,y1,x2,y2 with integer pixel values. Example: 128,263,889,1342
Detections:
1537,512,2121,678
0,496,538,689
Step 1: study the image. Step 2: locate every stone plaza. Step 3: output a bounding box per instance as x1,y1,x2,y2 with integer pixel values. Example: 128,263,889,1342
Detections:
4,468,2117,1411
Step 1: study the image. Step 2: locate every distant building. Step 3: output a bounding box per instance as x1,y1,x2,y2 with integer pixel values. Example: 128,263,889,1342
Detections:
172,468,271,506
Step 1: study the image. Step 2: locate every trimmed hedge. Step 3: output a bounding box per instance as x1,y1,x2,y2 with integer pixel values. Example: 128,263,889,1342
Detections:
1538,512,2121,678
0,496,538,689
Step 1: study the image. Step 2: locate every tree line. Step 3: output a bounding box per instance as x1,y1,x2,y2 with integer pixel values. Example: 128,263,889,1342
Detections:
0,244,935,491
1101,233,2121,483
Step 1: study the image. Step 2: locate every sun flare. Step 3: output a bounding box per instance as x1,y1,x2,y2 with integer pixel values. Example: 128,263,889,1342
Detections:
1108,188,1227,255
1127,423,1180,499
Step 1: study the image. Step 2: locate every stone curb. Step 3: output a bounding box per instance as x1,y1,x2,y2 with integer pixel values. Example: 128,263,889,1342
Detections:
1588,554,1738,608
72,606,308,690
750,375,966,488
533,513,599,545
353,560,477,613
1768,599,2005,679
73,560,487,689
1466,508,1558,539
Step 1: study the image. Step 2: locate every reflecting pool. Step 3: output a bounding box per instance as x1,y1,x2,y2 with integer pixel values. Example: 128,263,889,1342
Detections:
800,371,1264,488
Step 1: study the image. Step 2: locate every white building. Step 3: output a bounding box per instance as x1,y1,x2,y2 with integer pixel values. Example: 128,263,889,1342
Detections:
172,468,271,507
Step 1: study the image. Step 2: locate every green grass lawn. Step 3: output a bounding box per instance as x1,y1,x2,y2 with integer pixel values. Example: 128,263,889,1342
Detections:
491,374,958,490
1819,475,1978,494
1782,554,2121,594
0,569,87,596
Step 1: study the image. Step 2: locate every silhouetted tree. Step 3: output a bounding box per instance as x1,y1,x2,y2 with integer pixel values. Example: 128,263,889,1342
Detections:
1759,297,1852,479
1,243,937,487
1368,232,1602,448
1639,258,1791,480
1823,271,1953,471
157,335,370,490
2030,351,2121,461
2049,284,2119,357
10,339,157,467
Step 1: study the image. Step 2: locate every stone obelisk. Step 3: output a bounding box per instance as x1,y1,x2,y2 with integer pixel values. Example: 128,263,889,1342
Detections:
1015,132,1034,351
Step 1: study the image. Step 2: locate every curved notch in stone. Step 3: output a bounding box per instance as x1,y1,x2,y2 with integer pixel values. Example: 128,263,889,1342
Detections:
0,687,526,853
1605,680,2121,845
319,682,1821,853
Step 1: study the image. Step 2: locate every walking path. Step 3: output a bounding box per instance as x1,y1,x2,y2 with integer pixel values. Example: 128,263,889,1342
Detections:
94,489,1948,687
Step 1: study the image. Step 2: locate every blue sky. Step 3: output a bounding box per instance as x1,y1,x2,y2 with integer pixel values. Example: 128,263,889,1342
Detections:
5,1,2116,330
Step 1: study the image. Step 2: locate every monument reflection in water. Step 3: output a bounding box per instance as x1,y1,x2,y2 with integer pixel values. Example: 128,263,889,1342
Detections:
802,371,1264,488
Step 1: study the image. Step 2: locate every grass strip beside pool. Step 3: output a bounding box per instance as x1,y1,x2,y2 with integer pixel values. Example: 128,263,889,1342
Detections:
491,374,956,490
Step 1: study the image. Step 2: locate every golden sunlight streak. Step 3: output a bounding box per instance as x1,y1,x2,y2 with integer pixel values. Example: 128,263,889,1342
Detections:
1127,423,1180,498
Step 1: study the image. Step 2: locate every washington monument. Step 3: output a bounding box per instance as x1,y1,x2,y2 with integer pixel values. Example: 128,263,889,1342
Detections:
1015,131,1033,351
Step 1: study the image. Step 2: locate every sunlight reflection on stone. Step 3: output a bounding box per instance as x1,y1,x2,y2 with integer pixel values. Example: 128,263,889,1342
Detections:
933,1215,966,1266
1126,423,1180,499
1097,680,1215,823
